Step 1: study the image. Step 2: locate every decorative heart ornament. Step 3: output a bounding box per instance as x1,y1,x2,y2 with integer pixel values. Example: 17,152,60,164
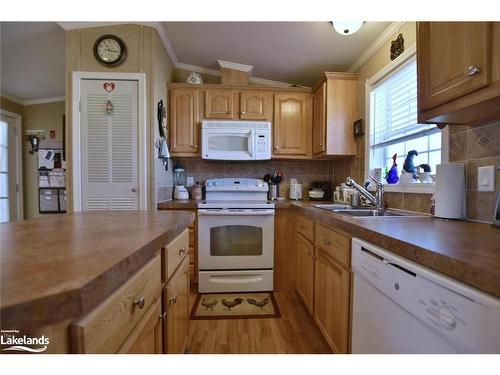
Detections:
103,82,115,92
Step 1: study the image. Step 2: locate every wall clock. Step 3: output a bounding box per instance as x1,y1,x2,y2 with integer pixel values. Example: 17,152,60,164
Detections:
93,34,127,66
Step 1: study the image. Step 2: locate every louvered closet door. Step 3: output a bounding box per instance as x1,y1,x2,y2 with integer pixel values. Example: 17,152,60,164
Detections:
81,79,139,210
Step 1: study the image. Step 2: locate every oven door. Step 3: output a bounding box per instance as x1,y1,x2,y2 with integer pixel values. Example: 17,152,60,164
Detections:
197,209,274,270
202,128,254,160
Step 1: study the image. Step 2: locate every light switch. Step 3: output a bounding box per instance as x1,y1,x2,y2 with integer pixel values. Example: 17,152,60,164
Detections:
477,166,495,192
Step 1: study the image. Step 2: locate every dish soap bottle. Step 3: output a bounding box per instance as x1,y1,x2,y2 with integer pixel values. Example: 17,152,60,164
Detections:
386,153,400,184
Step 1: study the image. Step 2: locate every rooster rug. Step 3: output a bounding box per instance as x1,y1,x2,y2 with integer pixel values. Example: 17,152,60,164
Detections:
191,292,280,320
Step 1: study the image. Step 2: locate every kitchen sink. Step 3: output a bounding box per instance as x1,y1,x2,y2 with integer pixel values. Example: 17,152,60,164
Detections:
333,209,404,217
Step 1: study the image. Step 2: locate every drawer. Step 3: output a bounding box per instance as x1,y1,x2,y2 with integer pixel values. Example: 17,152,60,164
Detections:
315,224,351,268
296,215,314,242
71,254,162,353
163,228,189,282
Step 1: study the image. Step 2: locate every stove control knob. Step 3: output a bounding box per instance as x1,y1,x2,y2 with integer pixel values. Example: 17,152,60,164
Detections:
438,307,457,330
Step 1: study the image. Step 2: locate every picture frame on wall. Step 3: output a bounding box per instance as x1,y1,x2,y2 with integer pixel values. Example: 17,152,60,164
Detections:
354,119,364,137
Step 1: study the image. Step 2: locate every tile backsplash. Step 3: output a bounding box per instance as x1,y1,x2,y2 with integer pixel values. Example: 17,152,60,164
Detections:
172,158,334,198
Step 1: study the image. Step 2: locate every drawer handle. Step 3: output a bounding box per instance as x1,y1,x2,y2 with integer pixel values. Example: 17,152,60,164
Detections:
467,65,480,76
169,296,177,304
179,247,186,256
241,111,246,115
159,312,167,319
133,296,146,309
324,239,331,245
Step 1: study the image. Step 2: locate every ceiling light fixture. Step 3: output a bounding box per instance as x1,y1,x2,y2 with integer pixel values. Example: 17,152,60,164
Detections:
331,21,365,35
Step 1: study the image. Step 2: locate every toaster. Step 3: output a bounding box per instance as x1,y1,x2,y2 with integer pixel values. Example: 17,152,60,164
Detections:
308,181,333,201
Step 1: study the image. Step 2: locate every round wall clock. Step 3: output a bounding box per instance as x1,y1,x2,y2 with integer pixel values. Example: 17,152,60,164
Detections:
93,35,127,66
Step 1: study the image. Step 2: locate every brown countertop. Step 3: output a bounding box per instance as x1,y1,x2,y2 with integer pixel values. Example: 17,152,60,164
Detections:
291,202,500,298
157,198,306,210
0,210,195,329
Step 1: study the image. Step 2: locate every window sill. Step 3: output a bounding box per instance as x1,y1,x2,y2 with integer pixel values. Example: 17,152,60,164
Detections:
383,183,435,194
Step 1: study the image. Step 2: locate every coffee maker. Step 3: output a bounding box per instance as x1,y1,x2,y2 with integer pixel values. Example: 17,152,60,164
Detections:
173,166,189,200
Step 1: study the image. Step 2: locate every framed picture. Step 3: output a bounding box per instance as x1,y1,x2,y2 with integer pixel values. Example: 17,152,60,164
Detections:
354,119,364,136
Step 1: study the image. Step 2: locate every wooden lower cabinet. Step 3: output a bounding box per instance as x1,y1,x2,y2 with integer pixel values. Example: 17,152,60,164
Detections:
295,232,314,314
163,257,190,354
118,298,163,354
313,248,351,354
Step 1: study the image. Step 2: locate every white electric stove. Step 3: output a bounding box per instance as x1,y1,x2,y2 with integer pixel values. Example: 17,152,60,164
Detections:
197,178,275,293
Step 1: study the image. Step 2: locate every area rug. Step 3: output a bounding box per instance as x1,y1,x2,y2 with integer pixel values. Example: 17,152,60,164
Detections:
190,292,281,320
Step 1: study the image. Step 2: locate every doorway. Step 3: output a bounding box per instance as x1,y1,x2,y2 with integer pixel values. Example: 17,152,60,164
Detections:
0,110,23,222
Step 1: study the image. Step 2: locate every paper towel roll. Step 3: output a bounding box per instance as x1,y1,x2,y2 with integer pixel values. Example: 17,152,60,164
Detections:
434,163,465,219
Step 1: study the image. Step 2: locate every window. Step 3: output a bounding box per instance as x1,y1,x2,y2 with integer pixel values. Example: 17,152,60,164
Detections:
0,119,9,223
367,53,444,192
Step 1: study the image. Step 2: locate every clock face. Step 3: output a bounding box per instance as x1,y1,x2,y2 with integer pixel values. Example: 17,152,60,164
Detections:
94,35,126,66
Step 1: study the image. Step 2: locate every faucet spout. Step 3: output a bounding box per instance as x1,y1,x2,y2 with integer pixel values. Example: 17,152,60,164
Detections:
345,176,384,209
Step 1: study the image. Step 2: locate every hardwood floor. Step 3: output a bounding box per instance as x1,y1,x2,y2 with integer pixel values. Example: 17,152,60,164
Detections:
187,291,332,354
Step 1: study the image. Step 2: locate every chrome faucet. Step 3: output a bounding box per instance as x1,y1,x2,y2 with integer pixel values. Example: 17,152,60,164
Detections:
345,176,384,209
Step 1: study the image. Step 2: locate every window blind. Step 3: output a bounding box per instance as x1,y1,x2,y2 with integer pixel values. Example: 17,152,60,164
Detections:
371,58,436,150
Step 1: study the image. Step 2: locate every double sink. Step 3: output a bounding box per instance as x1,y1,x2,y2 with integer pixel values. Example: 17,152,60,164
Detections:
313,204,422,218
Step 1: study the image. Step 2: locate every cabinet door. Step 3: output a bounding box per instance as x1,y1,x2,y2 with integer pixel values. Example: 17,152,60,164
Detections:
205,89,235,119
118,298,162,354
314,249,351,354
240,91,272,120
169,88,200,155
295,232,314,314
163,257,189,354
312,83,326,155
273,92,311,158
418,22,491,111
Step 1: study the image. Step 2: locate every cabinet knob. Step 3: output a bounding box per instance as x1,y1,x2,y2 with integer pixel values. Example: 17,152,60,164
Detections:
241,111,246,115
467,66,480,76
319,143,323,147
274,145,279,151
169,296,177,304
178,247,186,256
324,239,331,246
131,187,137,193
159,312,167,319
133,296,145,309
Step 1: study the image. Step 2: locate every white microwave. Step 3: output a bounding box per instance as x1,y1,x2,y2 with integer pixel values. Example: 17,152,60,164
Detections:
201,120,271,160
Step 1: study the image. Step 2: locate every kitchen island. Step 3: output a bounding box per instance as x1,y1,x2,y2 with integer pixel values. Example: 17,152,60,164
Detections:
0,210,195,353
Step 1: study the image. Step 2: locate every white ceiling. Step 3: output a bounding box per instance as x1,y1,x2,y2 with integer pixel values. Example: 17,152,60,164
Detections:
161,22,392,86
1,22,65,102
0,21,392,102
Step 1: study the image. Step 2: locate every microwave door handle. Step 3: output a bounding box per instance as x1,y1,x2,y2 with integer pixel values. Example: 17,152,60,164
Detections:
248,130,254,158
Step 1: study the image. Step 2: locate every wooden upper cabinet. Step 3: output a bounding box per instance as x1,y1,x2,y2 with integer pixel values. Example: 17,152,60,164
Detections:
240,91,272,120
314,249,351,354
205,89,236,119
312,73,357,158
169,88,200,156
418,22,491,111
417,22,500,125
273,92,311,158
312,83,326,155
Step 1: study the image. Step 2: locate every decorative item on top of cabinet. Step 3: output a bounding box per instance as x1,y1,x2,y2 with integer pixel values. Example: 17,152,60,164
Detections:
417,22,500,125
273,92,312,159
312,72,358,158
169,87,200,157
240,90,273,120
205,89,237,119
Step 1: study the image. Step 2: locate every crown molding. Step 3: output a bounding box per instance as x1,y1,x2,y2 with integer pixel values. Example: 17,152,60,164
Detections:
151,22,179,66
346,22,405,73
217,60,253,72
1,92,64,106
249,76,296,87
175,62,222,77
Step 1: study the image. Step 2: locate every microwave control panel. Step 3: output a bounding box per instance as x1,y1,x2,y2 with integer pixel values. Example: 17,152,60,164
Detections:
255,131,271,160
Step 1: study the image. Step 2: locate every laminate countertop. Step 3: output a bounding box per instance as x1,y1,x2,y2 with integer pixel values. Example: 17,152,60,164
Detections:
157,198,295,210
291,202,500,298
0,210,195,329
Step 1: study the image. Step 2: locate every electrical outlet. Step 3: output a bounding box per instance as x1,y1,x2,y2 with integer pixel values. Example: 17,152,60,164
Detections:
187,176,194,187
477,166,495,192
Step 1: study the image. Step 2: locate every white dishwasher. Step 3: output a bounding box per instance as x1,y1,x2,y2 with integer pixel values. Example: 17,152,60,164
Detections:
351,238,500,354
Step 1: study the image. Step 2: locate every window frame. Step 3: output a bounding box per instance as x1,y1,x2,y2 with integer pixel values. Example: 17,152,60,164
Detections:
364,44,449,194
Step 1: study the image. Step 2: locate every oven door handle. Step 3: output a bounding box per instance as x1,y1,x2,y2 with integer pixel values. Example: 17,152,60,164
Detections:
197,209,275,216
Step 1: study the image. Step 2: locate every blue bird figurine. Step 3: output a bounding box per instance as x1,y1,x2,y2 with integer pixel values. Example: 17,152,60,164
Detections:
386,154,399,184
403,150,419,179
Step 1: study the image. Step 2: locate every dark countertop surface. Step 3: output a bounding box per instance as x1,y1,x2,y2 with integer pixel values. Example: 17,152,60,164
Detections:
0,210,195,329
291,202,500,298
